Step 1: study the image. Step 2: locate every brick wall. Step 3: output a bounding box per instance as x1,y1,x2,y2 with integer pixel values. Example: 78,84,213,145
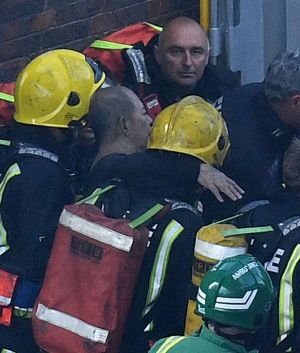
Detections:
0,0,199,82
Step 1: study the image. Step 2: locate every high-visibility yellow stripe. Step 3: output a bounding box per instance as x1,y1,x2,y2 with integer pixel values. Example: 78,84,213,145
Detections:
0,163,21,255
128,203,163,229
0,92,14,103
76,187,102,205
0,163,21,203
1,349,16,353
278,244,300,340
13,306,32,319
0,139,11,147
90,40,133,50
0,219,8,256
222,225,274,237
143,22,163,32
76,185,115,205
143,220,184,318
156,336,186,353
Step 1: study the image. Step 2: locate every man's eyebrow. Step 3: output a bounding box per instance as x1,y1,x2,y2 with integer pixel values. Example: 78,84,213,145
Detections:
168,45,206,51
168,45,183,50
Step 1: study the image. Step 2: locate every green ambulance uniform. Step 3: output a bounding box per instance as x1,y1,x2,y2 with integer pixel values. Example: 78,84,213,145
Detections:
149,326,258,353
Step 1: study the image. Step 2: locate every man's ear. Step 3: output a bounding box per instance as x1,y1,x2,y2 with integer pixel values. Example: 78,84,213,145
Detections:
290,94,300,110
205,43,211,66
205,54,209,66
119,116,130,137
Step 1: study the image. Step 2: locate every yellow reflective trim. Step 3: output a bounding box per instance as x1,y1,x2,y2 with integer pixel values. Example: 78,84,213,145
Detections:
143,22,163,32
0,163,21,255
0,92,14,103
129,203,164,229
156,336,186,353
278,244,300,339
1,349,16,353
0,163,21,203
0,139,11,147
76,187,102,205
13,306,32,319
0,217,8,256
222,225,274,237
76,185,115,205
143,220,184,317
90,40,133,50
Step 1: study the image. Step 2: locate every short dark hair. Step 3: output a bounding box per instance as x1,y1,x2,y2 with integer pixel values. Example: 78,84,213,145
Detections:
283,137,300,192
264,51,300,103
89,86,135,144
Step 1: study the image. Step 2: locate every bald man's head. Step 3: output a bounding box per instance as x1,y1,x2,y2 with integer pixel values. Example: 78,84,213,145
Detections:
89,86,152,154
155,17,210,90
89,86,134,141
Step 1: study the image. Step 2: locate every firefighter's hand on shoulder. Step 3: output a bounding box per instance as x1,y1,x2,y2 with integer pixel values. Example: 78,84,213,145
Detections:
198,164,244,202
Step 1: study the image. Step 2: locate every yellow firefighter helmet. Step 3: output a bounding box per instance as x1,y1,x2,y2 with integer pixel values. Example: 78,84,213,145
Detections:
148,96,230,167
14,49,106,128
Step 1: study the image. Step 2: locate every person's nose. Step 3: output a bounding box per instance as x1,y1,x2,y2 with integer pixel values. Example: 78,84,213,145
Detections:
182,51,192,67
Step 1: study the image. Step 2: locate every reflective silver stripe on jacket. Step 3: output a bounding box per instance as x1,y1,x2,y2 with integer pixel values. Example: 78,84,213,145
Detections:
35,303,109,343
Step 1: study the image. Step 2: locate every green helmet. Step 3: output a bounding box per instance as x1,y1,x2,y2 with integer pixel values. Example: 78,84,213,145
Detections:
195,254,274,330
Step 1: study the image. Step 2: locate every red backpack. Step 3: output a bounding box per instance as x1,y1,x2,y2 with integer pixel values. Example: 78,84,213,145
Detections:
0,83,15,126
84,22,162,83
32,186,164,353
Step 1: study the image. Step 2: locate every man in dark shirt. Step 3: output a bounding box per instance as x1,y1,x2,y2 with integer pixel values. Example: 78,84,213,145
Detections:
86,88,235,351
87,85,244,206
123,16,238,119
203,51,300,221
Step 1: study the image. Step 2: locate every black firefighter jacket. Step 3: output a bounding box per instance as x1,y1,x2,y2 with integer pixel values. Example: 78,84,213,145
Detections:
0,132,74,284
235,193,300,353
203,82,298,221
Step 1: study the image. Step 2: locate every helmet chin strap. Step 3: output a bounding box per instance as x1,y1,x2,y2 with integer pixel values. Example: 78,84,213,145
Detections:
68,119,86,148
67,122,82,156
